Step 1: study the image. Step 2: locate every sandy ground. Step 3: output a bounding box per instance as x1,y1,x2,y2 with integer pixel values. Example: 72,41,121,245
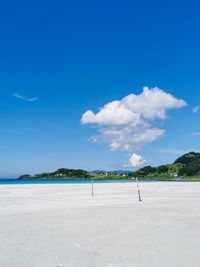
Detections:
0,182,200,267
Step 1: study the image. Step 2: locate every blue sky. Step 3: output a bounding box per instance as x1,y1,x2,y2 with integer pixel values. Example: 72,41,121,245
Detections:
0,0,200,177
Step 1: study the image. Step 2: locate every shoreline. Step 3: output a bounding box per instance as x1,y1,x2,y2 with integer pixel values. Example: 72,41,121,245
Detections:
1,178,200,185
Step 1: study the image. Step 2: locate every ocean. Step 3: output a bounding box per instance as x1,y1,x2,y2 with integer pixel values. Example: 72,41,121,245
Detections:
0,179,138,185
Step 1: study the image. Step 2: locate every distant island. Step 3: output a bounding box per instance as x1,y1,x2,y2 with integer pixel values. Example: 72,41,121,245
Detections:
18,152,200,181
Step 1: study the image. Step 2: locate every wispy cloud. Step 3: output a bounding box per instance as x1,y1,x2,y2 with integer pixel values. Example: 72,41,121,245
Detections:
0,128,39,134
12,93,38,102
158,148,200,155
158,148,188,155
192,106,199,113
191,132,200,136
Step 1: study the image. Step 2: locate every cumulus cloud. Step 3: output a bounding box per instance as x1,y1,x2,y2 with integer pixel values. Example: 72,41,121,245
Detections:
82,86,186,125
13,93,38,102
123,153,147,167
92,127,165,151
81,86,187,152
192,106,199,113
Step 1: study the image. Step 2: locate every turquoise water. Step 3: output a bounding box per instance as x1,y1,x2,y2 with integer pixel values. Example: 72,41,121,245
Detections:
0,179,138,185
0,179,186,185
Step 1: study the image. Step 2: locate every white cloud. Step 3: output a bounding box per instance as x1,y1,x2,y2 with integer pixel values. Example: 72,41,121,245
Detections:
13,93,38,102
82,86,186,126
192,106,199,113
123,153,147,167
95,127,165,151
81,87,187,152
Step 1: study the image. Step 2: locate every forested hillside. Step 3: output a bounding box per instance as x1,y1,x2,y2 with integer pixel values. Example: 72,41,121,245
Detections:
18,168,90,179
18,152,200,180
130,152,200,179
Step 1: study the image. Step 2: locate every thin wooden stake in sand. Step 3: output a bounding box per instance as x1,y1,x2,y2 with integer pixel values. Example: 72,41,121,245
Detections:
136,177,142,202
91,179,94,197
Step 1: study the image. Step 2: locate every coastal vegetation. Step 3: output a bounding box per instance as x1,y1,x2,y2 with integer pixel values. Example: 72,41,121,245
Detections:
129,152,200,180
18,152,200,181
18,169,91,179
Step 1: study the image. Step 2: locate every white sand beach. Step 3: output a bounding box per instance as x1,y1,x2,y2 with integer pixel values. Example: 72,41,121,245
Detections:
0,181,200,267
